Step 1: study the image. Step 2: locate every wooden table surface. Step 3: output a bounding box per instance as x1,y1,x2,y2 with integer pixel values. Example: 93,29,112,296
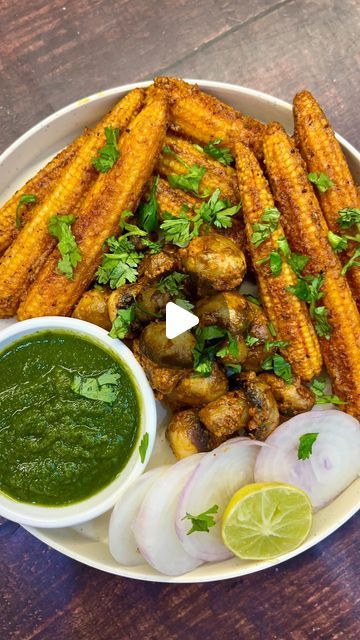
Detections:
0,0,359,638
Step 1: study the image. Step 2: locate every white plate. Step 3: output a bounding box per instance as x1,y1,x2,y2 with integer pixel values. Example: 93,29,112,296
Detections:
0,80,359,583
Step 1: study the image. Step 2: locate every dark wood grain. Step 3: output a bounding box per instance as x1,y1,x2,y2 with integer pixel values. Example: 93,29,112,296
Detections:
0,1,359,638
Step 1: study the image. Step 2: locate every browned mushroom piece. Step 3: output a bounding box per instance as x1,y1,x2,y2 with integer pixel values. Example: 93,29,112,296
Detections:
236,371,279,441
199,218,246,253
180,235,246,291
257,373,315,416
132,339,184,399
138,245,181,280
72,288,111,330
165,362,228,409
242,300,274,372
198,389,250,438
139,321,195,370
166,409,211,459
217,334,248,366
107,282,143,323
135,283,170,321
195,291,250,335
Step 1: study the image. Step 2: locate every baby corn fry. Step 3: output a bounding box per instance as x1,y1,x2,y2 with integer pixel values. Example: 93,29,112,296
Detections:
263,122,360,417
157,134,239,203
155,177,198,219
153,77,265,159
18,96,168,319
0,88,144,317
0,142,79,255
235,141,322,381
293,90,360,306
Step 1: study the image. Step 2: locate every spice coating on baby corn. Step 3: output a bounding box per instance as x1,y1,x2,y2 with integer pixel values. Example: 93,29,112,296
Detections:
263,122,360,417
0,141,79,255
294,90,360,306
17,96,168,319
157,134,239,203
235,141,322,381
155,177,198,219
153,77,265,160
0,89,145,317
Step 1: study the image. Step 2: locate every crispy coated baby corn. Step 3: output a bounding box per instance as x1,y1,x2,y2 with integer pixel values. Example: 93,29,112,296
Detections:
18,96,168,319
294,90,360,306
157,134,239,203
263,122,360,417
153,77,265,159
235,141,322,381
0,141,79,255
0,89,144,317
155,177,198,219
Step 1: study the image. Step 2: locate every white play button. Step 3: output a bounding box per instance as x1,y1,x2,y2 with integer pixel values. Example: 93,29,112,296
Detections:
165,302,199,339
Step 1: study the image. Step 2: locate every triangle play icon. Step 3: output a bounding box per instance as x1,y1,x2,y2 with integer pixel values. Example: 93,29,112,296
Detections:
165,302,199,339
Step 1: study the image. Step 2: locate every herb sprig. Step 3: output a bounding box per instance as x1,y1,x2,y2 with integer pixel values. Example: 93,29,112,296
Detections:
16,193,37,229
48,214,81,280
71,370,120,403
250,208,281,248
310,378,346,405
92,126,120,172
183,504,219,535
308,172,333,193
163,145,207,196
194,138,234,166
298,433,319,460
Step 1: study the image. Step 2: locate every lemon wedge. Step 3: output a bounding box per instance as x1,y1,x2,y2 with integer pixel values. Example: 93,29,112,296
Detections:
222,482,312,560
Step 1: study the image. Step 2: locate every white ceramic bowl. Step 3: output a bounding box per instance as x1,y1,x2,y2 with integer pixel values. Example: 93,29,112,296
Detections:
0,80,359,582
0,317,157,528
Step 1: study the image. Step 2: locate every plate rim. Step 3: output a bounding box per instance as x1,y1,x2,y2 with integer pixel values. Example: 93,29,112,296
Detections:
1,79,359,583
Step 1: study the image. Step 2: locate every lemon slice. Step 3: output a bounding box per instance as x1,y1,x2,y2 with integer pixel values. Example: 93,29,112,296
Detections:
222,482,312,560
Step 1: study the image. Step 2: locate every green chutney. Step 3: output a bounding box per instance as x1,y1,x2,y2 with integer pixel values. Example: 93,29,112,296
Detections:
0,330,140,506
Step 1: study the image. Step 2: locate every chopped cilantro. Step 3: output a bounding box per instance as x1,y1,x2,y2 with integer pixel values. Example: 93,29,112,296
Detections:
297,432,319,460
182,504,219,535
261,353,293,384
71,370,120,403
48,214,81,280
138,176,159,232
196,188,241,229
341,246,360,275
109,305,136,339
308,172,333,193
15,193,37,229
199,138,234,166
139,432,149,463
250,207,281,247
92,126,120,172
310,378,346,405
160,207,202,247
327,230,348,253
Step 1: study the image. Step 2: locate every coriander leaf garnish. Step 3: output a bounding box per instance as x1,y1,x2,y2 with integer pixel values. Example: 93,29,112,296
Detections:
341,246,360,275
265,339,289,351
337,207,360,229
287,253,309,277
261,353,293,384
15,193,37,229
200,139,234,166
139,432,149,463
138,176,159,232
109,305,136,339
92,126,120,172
192,325,228,376
251,207,281,248
163,145,207,195
160,207,202,247
287,272,331,340
310,378,346,405
245,294,261,306
157,272,188,296
327,231,348,253
97,237,142,289
225,364,242,376
182,504,219,535
297,432,319,460
277,236,291,258
257,251,282,276
175,298,194,311
71,370,120,403
216,332,239,360
196,188,241,229
308,172,333,193
48,214,81,280
245,334,260,347
268,321,276,337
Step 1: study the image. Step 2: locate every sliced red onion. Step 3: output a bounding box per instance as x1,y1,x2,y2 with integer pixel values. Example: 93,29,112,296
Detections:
109,466,170,566
176,438,263,562
254,410,360,509
132,454,205,576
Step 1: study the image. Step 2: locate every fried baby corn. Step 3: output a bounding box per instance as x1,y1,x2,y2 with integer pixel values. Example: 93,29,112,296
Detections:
294,90,360,306
155,177,198,220
0,88,145,317
0,141,79,255
235,141,322,381
18,96,168,319
153,77,265,159
263,122,360,417
157,134,239,203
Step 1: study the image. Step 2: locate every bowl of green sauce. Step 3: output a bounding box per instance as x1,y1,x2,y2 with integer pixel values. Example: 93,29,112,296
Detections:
0,317,157,528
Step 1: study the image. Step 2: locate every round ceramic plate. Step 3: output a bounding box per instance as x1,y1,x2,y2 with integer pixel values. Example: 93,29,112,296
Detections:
0,80,359,583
